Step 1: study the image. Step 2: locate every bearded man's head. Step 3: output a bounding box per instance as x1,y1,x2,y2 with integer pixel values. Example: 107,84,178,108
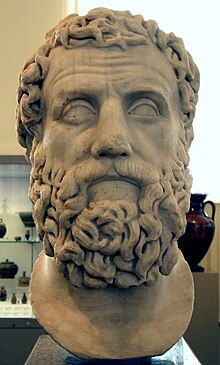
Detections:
16,8,200,289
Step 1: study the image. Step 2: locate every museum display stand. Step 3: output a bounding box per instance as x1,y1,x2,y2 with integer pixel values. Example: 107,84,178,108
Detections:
25,334,201,365
184,271,219,365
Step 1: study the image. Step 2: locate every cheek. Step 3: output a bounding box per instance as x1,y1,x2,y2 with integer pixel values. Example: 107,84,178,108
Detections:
73,127,96,159
130,121,178,163
155,127,178,154
42,120,95,165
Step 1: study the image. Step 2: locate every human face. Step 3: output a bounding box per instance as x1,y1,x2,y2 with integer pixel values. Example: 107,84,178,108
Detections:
42,43,181,171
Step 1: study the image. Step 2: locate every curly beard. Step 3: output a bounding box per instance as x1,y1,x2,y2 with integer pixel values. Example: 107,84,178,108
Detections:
29,143,191,289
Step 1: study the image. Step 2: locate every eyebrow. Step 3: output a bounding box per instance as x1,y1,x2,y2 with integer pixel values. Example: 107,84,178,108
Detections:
45,70,175,120
50,88,170,122
49,76,172,100
125,89,170,115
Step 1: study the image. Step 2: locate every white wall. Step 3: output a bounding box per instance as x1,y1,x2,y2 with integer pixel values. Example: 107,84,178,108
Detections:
0,0,67,155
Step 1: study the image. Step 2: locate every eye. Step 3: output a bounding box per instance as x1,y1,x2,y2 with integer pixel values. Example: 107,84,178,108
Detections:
128,98,159,117
62,99,96,125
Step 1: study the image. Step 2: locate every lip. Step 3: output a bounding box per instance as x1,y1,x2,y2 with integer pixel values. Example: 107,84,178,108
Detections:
88,175,140,189
87,177,140,202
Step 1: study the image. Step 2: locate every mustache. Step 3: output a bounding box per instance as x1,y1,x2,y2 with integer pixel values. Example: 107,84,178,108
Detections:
75,158,160,186
57,158,160,201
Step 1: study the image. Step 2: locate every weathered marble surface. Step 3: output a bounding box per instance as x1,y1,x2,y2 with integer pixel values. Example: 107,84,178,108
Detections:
30,250,193,359
16,7,200,360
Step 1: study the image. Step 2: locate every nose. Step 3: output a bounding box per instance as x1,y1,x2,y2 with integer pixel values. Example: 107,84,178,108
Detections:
91,98,132,159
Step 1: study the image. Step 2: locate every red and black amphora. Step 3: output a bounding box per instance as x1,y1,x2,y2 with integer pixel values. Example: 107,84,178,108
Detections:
178,193,215,272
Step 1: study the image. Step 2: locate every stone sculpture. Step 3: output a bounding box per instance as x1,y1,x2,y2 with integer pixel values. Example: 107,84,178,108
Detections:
16,7,200,360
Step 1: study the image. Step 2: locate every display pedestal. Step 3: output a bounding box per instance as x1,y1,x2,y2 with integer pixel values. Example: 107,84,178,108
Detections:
24,335,201,365
184,271,219,365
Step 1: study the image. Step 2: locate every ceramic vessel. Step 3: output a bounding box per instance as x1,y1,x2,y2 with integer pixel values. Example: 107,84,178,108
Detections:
0,286,7,301
18,212,35,227
0,218,6,238
0,259,18,278
25,230,30,240
11,293,17,304
18,271,30,287
178,193,215,271
21,292,28,304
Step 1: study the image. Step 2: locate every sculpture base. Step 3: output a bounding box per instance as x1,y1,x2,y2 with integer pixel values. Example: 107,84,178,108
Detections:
25,335,201,364
30,250,194,359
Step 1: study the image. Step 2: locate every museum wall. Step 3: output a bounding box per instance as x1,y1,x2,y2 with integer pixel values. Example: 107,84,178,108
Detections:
201,204,220,275
201,202,220,323
0,0,67,155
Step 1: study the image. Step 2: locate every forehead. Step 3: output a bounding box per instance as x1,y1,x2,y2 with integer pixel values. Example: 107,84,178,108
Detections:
43,42,177,100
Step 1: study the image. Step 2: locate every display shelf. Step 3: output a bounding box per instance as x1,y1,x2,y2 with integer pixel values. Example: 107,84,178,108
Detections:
0,240,40,269
0,239,42,321
0,239,42,276
0,240,38,243
0,301,33,318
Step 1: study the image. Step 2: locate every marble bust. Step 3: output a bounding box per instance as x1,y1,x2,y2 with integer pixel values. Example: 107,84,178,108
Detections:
16,7,200,360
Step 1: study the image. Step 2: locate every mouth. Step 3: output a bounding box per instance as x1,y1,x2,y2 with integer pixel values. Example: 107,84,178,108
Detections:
87,177,140,203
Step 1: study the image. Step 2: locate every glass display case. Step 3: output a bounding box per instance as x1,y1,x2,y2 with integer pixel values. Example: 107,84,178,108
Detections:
0,156,42,313
0,156,45,365
0,240,42,315
0,156,33,239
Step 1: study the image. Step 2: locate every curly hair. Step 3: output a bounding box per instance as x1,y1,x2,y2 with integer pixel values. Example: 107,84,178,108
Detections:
16,7,200,160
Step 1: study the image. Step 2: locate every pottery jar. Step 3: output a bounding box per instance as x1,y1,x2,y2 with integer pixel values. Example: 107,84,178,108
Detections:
0,259,18,278
0,218,6,238
18,271,30,287
178,193,215,271
0,286,7,301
